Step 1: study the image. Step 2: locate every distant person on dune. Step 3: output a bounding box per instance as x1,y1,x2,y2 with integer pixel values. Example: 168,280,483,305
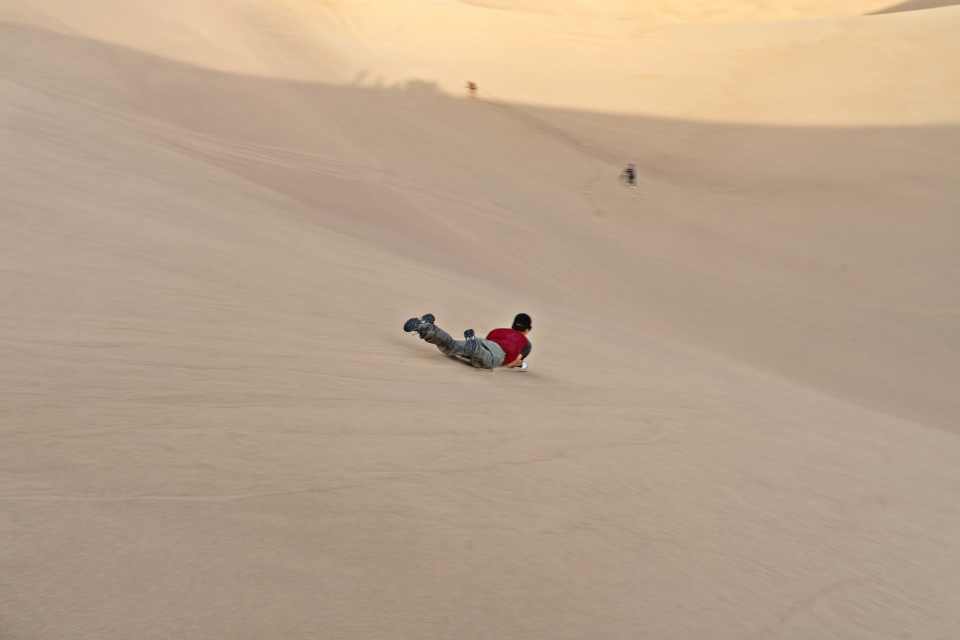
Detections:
403,313,532,370
622,163,637,186
467,81,478,98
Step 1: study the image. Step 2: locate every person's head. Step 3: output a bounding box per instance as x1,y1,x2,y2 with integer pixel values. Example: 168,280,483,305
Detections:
512,313,532,334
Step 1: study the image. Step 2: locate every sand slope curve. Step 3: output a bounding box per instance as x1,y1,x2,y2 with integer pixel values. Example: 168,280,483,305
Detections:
2,2,959,639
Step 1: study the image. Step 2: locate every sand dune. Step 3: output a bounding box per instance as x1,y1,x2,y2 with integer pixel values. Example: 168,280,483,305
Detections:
459,0,897,21
873,0,960,13
2,2,959,639
7,1,958,123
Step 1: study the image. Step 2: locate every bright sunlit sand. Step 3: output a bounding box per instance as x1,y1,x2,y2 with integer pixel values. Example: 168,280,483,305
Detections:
2,1,959,638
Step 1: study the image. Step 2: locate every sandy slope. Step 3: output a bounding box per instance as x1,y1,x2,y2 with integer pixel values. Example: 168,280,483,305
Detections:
873,0,960,12
7,1,959,123
2,2,960,639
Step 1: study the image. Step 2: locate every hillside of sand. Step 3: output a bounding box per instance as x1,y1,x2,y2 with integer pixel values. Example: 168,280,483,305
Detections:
2,2,959,639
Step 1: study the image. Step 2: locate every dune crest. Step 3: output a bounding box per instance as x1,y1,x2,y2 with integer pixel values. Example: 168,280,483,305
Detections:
873,0,960,13
5,2,960,124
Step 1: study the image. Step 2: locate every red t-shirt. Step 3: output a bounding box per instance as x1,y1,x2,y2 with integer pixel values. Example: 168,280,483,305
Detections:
486,328,530,366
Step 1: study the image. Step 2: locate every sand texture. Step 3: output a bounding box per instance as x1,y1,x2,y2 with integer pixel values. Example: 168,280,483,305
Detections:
2,2,959,638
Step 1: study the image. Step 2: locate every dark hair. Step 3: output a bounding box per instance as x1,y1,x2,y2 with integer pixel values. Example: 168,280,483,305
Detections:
512,313,532,332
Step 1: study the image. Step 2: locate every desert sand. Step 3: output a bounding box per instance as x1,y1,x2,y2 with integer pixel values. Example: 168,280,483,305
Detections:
2,1,959,638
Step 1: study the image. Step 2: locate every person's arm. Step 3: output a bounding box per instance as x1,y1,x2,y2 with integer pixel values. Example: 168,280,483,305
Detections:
505,340,531,367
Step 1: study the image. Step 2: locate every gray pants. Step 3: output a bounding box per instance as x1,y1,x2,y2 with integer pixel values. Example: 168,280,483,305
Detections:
421,324,505,369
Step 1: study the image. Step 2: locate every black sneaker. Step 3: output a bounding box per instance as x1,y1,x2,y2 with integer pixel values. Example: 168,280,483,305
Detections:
462,329,478,357
403,313,437,333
